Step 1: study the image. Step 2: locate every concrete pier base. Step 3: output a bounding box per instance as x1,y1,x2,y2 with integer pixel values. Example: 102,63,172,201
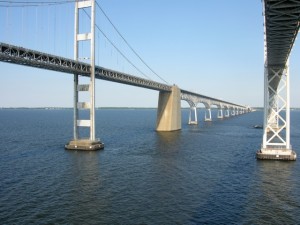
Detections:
65,139,104,151
256,148,297,161
156,85,181,131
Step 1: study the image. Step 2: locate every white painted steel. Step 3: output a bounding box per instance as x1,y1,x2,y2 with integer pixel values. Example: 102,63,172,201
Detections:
74,0,96,141
73,1,79,140
262,66,289,149
77,33,92,41
90,0,96,141
77,120,91,127
77,102,91,109
78,0,92,8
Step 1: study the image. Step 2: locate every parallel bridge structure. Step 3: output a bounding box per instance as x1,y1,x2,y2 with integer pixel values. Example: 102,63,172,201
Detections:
257,0,300,160
0,0,250,150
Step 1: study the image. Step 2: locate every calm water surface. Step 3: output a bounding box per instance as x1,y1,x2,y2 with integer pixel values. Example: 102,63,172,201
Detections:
0,109,300,224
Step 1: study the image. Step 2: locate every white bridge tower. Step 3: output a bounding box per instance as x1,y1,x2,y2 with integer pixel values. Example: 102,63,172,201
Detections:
65,0,104,150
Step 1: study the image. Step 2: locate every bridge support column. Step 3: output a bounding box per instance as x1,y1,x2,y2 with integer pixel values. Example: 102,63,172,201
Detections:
257,62,296,160
156,85,181,131
217,108,223,119
205,107,212,121
231,109,235,116
65,0,104,151
225,109,230,118
188,106,198,125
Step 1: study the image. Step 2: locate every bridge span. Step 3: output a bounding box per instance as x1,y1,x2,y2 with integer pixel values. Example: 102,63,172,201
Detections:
0,0,251,150
0,41,250,149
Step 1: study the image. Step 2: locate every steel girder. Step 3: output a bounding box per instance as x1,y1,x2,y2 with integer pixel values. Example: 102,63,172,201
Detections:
0,42,249,111
0,42,172,92
264,0,300,68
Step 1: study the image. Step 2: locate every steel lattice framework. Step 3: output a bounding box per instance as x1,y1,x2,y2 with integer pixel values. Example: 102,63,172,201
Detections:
258,0,300,160
0,42,248,112
0,42,171,92
264,0,300,89
264,0,300,68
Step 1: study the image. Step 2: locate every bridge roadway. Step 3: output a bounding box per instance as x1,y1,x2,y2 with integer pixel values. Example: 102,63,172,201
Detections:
0,42,248,113
264,0,300,89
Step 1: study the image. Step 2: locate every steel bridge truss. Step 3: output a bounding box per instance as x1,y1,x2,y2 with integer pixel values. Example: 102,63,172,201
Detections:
257,0,300,160
260,64,294,157
0,42,250,121
0,42,171,92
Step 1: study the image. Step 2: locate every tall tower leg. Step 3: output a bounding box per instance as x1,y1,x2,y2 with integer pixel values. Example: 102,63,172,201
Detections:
65,0,104,151
257,62,296,160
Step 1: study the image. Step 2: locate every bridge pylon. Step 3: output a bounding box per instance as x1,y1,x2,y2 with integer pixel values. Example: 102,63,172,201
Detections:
257,61,296,160
65,0,104,151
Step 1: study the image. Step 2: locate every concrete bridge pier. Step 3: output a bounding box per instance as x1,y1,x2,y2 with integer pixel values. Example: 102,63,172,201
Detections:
217,107,224,119
205,106,212,122
156,85,181,131
225,108,230,118
231,109,235,116
188,105,198,125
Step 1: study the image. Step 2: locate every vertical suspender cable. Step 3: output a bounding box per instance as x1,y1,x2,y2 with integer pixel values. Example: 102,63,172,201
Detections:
35,6,38,49
54,4,56,53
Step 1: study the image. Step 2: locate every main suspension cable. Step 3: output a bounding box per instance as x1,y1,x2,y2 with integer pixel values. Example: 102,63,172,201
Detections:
82,8,153,80
96,1,169,84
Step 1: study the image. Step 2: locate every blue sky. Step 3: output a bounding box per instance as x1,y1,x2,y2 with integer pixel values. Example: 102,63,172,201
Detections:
0,0,300,108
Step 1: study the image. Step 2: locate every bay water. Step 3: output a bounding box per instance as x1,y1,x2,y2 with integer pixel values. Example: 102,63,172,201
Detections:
1,109,300,224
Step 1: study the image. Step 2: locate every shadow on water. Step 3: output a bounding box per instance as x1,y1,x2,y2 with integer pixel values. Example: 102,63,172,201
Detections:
243,160,300,225
155,130,182,151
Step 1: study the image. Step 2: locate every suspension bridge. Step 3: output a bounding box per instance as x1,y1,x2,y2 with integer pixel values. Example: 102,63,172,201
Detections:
0,0,299,160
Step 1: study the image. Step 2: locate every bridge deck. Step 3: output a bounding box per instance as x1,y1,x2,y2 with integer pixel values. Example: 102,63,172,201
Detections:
0,42,247,109
264,0,300,68
0,42,171,92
